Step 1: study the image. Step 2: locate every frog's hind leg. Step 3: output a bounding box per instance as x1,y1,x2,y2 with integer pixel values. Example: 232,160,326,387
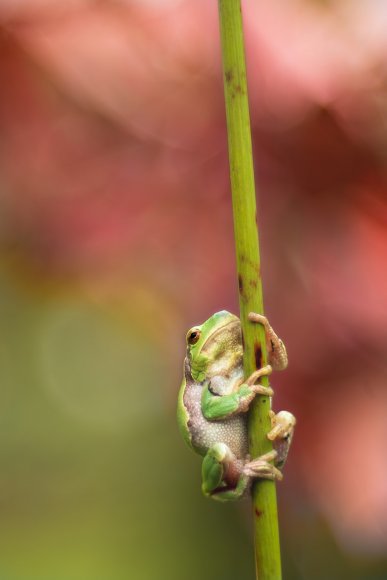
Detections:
202,444,283,502
201,443,249,502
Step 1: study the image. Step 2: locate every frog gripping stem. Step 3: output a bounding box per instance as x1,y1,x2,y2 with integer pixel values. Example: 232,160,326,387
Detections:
218,1,283,579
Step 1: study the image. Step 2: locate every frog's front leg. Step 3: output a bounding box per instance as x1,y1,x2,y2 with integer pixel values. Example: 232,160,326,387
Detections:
267,410,296,469
202,365,273,421
248,312,288,371
202,443,281,502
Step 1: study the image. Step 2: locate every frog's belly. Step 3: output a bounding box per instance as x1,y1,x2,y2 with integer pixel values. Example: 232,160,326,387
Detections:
192,414,248,458
184,384,248,458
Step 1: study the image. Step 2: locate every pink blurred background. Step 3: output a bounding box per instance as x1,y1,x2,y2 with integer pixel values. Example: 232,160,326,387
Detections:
0,1,386,578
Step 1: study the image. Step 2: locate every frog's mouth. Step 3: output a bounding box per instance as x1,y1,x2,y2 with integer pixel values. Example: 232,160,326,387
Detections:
201,319,240,355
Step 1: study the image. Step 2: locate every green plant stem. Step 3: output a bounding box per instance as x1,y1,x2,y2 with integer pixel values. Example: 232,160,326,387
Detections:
218,1,282,578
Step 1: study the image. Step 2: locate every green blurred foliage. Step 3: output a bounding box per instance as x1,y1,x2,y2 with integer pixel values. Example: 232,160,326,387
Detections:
0,267,256,580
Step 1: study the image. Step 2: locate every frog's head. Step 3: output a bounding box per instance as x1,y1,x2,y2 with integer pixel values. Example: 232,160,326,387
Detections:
186,310,242,382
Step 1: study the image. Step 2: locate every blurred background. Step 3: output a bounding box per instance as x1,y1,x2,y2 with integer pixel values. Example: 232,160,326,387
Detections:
0,0,386,578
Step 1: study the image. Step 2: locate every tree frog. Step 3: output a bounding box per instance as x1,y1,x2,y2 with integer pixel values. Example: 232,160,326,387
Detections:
177,310,296,501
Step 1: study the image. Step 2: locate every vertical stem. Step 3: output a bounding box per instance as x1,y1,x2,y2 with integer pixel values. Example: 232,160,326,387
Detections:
218,1,282,578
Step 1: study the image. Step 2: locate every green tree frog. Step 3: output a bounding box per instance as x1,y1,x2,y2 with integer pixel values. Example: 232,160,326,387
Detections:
177,310,296,501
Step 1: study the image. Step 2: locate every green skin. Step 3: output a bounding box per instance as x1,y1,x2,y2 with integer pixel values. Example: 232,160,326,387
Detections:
177,310,294,501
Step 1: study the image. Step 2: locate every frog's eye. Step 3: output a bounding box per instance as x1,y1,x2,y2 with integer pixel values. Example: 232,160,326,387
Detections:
186,328,201,345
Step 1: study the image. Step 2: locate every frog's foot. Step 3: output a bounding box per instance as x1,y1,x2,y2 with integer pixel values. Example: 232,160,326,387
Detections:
245,365,274,397
267,410,296,469
267,410,296,441
248,312,288,371
243,450,283,481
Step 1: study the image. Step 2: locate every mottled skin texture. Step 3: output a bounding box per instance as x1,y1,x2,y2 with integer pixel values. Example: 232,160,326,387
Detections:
177,310,296,501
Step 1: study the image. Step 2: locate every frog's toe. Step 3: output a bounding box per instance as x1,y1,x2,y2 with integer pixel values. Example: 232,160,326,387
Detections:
267,410,296,441
243,451,283,481
247,312,268,325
